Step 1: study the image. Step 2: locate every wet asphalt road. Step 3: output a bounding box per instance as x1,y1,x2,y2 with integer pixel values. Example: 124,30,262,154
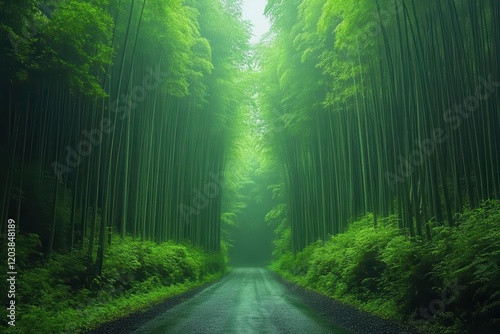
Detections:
134,268,351,334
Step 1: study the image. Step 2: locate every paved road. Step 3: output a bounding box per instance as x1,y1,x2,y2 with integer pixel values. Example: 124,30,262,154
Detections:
134,268,351,334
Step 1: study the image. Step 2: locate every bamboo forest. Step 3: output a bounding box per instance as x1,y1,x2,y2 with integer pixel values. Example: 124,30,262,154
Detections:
1,0,500,333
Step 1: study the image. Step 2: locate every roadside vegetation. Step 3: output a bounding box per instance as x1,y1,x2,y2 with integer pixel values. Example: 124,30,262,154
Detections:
0,234,227,333
260,1,500,332
271,200,500,333
1,0,248,332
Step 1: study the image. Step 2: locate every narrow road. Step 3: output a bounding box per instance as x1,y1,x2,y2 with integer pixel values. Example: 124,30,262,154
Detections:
134,268,350,334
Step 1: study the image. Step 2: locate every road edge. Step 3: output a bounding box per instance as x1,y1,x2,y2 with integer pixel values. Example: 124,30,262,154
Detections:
85,272,229,334
270,270,419,334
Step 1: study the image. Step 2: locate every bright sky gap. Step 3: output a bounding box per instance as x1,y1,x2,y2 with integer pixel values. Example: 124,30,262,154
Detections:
242,0,271,44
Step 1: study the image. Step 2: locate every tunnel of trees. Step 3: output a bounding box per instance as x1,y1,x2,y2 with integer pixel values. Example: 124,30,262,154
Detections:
1,0,499,333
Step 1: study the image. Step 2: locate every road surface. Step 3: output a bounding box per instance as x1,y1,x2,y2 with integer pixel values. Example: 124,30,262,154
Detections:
134,267,351,334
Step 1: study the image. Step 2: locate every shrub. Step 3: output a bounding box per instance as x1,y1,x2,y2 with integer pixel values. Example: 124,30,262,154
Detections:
2,233,227,333
101,236,142,292
272,202,500,332
431,200,500,332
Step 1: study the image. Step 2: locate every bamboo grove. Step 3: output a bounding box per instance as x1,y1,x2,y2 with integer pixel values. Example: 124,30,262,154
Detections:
0,0,250,276
258,0,500,253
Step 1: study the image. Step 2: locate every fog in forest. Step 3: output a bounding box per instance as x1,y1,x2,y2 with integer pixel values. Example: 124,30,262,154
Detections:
1,1,500,333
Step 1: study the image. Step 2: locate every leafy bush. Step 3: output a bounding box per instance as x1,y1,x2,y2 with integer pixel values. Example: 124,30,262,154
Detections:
12,233,44,269
100,236,142,292
272,201,500,333
430,200,500,332
51,252,91,290
2,234,227,333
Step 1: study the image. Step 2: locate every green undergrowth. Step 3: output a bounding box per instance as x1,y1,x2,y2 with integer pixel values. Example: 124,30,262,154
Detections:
270,200,500,333
0,235,227,333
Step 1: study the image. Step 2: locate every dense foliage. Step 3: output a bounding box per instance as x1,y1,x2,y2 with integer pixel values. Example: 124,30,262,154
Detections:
2,0,500,332
271,200,500,333
1,0,250,274
258,1,500,332
1,0,250,331
259,0,500,253
0,234,225,333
